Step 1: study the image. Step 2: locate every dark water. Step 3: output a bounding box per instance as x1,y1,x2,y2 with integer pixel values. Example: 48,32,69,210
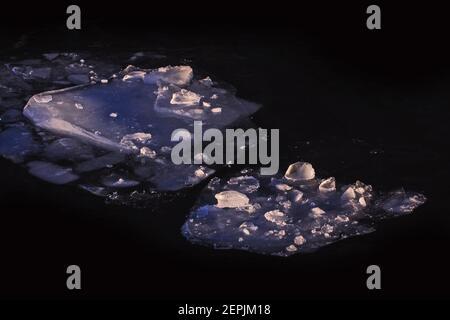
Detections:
1,3,450,299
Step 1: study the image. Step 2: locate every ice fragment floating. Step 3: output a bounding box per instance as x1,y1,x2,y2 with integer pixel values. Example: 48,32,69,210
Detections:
182,162,426,256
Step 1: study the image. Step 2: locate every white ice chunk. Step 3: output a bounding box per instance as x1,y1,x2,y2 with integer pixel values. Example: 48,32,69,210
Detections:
341,186,356,201
284,161,315,181
170,89,202,106
215,191,250,208
144,66,193,86
319,177,336,193
101,175,140,188
380,190,426,213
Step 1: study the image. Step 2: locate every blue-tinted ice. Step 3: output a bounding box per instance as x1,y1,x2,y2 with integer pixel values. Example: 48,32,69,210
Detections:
0,52,427,256
0,54,259,200
182,162,426,256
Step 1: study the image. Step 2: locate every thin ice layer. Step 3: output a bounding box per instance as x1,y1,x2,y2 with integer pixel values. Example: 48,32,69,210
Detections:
182,162,426,256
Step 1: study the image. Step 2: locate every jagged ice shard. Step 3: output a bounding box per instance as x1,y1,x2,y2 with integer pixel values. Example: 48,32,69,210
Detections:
182,162,426,256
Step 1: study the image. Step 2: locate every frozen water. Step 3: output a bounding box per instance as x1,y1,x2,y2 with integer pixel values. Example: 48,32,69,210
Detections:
27,161,79,184
0,52,428,256
215,191,250,208
182,162,426,256
0,55,260,202
284,161,315,181
0,126,40,163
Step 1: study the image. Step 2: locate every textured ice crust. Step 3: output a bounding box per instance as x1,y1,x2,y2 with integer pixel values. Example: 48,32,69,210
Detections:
0,56,259,198
182,162,426,256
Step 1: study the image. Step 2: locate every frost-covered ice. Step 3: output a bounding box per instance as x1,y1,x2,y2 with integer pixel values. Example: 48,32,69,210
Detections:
182,162,426,256
0,54,260,202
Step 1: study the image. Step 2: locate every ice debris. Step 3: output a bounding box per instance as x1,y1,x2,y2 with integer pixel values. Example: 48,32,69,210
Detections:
0,56,260,201
182,162,426,256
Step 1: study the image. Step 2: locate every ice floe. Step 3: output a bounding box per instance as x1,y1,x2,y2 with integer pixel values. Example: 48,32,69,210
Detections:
182,162,426,256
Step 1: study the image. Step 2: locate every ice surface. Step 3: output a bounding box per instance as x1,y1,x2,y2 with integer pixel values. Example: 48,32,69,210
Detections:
0,54,260,202
182,162,426,256
27,161,79,184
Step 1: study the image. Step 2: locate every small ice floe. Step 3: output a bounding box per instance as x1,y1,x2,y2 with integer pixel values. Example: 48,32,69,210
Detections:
182,163,426,257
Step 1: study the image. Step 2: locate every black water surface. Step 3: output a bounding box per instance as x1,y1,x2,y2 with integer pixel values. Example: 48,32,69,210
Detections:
0,2,449,299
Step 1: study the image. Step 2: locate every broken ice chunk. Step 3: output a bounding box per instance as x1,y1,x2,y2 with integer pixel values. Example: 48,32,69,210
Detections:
264,210,287,226
319,177,336,193
44,138,94,161
215,191,250,209
239,221,259,235
43,53,59,61
139,146,156,159
341,186,356,201
27,161,79,184
284,161,315,181
144,66,193,86
170,89,202,106
286,245,297,252
309,207,326,219
226,175,260,193
24,65,259,154
379,190,427,214
75,152,125,173
294,235,306,246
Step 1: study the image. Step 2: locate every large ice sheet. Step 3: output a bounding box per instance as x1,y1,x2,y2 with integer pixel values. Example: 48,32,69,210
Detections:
23,65,259,151
0,54,260,199
182,162,426,256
